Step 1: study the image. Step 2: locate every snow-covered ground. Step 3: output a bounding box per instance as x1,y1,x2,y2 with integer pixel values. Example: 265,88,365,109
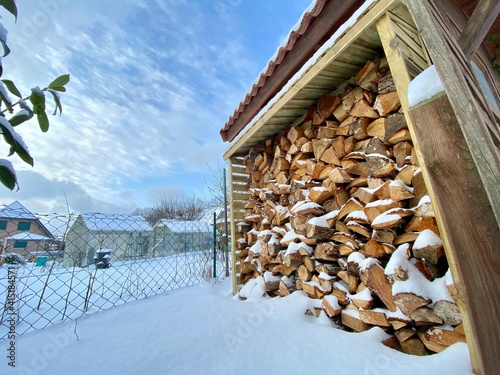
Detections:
0,279,472,375
0,251,218,338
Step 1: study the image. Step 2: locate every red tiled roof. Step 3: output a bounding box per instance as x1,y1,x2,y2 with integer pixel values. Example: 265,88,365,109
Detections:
220,0,328,141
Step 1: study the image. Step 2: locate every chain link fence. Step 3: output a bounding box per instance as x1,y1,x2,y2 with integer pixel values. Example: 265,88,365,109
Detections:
0,205,229,340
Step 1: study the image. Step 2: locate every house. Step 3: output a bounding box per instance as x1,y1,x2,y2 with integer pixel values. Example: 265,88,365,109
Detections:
0,201,54,258
152,219,212,257
62,213,153,267
220,0,499,372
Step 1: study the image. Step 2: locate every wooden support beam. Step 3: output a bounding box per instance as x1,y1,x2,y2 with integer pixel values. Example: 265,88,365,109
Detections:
378,6,500,374
228,158,239,295
224,0,397,160
408,94,500,375
458,0,500,58
404,0,500,228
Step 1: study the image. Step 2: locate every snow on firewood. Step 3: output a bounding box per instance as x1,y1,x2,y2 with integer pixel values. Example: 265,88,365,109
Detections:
345,210,369,222
365,198,395,207
239,276,267,301
281,228,307,245
291,200,322,214
308,210,339,227
386,244,454,303
371,210,402,226
264,271,281,284
284,241,313,256
414,229,443,249
347,252,379,272
249,241,263,256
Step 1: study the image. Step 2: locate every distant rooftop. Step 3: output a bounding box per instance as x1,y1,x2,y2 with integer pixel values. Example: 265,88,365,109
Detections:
0,201,38,220
79,213,153,232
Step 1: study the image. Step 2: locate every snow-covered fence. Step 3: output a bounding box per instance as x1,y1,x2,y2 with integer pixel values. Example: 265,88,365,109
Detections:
0,208,229,339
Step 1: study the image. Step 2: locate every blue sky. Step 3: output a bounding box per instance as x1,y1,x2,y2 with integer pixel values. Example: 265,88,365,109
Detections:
0,0,311,214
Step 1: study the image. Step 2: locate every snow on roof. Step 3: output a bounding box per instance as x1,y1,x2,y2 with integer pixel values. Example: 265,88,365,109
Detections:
155,219,212,233
80,213,153,232
6,232,52,241
0,201,37,220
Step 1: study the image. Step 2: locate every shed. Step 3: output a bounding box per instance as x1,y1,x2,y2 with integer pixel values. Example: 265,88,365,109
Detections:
0,201,54,257
152,219,212,257
220,0,499,372
62,213,153,267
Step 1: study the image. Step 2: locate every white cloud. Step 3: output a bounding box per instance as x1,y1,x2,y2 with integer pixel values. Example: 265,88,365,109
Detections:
0,0,309,211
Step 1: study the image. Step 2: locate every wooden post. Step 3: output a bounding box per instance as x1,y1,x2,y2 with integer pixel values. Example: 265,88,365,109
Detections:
228,158,238,295
224,168,229,277
407,93,500,375
458,0,500,59
404,0,500,228
378,7,500,374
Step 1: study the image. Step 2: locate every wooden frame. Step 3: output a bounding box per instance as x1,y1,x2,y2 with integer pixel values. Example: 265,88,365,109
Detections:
224,0,499,371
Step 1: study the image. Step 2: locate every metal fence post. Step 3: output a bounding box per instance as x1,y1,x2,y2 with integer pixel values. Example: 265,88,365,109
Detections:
213,212,216,278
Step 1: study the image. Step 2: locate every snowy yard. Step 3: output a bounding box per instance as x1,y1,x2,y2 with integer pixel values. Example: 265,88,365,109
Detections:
0,279,472,375
0,251,217,338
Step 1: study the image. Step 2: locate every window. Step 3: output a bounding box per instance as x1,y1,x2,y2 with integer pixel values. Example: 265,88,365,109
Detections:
0,221,7,230
13,241,27,249
17,221,31,231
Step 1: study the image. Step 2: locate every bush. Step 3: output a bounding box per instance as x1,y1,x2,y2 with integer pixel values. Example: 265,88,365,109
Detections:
1,252,27,265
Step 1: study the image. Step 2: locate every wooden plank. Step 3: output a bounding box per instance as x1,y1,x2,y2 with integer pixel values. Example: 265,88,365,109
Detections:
224,0,397,160
377,10,491,369
405,0,500,226
408,94,500,375
458,0,500,58
229,158,239,295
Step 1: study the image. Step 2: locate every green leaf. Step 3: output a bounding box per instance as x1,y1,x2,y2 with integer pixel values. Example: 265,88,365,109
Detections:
47,89,62,115
48,86,66,92
0,0,18,20
0,39,10,58
12,143,33,165
0,163,17,190
48,74,70,89
8,109,33,126
30,86,45,109
0,118,34,166
1,79,22,98
36,109,49,132
0,84,12,112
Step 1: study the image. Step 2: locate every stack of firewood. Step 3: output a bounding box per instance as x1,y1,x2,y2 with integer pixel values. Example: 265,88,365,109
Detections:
236,59,466,355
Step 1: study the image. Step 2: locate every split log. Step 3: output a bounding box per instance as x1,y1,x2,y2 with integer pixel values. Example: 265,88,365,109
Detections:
394,292,430,316
373,91,401,116
433,300,462,325
360,263,397,312
301,281,325,299
315,242,340,262
400,337,428,356
341,308,371,332
317,95,342,119
298,264,313,282
417,327,466,353
322,295,342,317
359,310,390,328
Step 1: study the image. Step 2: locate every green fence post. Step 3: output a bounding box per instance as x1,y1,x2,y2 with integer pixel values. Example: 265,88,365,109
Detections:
213,212,216,278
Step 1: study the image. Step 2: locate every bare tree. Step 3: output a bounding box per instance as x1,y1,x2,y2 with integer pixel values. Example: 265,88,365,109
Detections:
206,162,229,209
132,195,208,226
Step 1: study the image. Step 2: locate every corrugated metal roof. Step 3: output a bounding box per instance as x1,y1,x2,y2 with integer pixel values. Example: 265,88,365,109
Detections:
220,0,328,140
224,1,385,158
